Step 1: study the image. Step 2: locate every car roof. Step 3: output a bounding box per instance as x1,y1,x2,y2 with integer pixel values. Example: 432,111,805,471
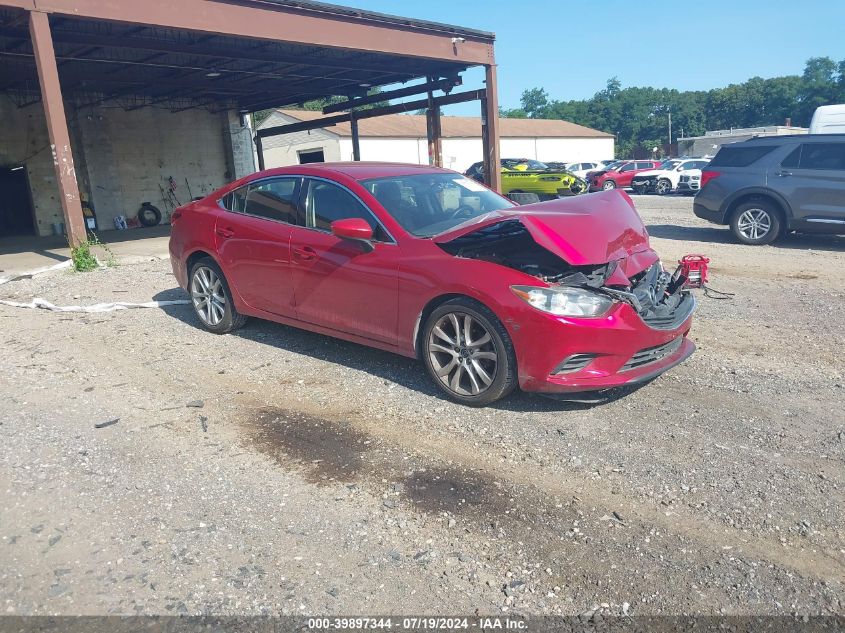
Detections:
255,162,457,181
741,133,845,145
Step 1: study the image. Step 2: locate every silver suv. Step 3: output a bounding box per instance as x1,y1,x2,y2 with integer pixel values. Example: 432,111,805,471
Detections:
694,134,845,245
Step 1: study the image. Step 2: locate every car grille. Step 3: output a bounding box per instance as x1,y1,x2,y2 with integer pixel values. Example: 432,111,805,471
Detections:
641,292,695,329
552,353,597,375
621,337,683,372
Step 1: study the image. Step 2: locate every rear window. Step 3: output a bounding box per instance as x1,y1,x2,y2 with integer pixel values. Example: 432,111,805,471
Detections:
709,145,777,168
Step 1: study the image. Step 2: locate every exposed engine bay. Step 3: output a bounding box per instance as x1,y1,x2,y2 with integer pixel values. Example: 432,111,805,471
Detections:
437,219,694,329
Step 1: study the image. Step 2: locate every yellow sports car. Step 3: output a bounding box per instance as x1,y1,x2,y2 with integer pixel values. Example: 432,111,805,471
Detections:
464,158,588,199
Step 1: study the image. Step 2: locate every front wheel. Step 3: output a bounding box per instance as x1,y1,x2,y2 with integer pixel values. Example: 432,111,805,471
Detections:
730,201,782,245
189,257,247,334
656,178,672,195
602,179,617,190
422,298,517,406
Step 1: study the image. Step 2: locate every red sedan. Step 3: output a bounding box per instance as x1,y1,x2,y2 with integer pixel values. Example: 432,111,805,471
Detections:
169,163,695,406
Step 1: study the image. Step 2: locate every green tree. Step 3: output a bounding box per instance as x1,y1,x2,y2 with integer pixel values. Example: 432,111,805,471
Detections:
504,56,844,157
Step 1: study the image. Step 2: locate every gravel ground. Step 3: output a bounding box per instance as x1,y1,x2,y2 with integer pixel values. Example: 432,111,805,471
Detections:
1,195,843,618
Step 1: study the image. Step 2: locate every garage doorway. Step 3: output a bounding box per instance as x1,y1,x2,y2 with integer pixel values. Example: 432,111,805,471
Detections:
0,166,36,237
298,149,325,164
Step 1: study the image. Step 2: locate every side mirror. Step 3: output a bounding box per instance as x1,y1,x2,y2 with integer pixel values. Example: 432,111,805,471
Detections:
330,217,375,251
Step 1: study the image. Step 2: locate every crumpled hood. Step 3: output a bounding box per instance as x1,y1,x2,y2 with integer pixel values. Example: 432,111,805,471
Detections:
633,169,671,178
434,190,654,271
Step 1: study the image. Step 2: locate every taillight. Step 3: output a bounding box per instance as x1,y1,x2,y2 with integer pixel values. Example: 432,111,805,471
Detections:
700,170,721,188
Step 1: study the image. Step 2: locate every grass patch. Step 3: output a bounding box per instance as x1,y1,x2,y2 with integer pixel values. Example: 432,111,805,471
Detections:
70,233,117,272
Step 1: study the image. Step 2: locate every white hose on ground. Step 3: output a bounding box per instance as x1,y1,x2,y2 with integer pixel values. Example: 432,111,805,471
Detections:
0,298,190,313
0,260,72,286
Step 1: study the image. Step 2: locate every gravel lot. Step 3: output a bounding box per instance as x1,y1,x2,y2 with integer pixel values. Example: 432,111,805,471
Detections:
1,195,843,618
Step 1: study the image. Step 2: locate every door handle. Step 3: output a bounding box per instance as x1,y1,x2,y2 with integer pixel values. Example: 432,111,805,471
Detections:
216,227,234,238
775,171,792,177
293,246,316,261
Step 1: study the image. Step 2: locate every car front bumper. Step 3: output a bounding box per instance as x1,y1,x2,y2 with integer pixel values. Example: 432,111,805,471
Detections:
511,299,695,394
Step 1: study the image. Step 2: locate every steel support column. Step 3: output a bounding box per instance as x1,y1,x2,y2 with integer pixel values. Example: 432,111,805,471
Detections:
29,10,86,245
350,111,361,161
481,64,501,192
426,84,443,167
255,135,266,171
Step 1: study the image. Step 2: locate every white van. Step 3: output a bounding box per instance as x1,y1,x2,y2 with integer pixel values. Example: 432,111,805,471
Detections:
809,104,845,134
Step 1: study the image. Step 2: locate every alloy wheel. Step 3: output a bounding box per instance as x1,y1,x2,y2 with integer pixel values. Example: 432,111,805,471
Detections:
603,180,616,190
657,180,671,195
427,312,498,396
736,208,772,241
191,266,226,326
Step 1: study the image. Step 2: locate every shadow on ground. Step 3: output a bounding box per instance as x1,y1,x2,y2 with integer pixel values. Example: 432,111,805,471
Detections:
647,223,845,252
154,287,646,413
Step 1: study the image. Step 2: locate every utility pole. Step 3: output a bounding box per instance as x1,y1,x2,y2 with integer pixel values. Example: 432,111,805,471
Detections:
668,111,673,152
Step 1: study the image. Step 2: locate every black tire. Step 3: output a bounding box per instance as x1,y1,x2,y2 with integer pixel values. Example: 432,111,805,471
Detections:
729,200,782,245
188,257,247,334
602,179,617,190
138,203,162,227
656,178,672,195
421,297,518,406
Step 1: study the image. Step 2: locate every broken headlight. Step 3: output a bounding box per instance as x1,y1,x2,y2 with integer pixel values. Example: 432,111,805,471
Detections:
511,285,613,318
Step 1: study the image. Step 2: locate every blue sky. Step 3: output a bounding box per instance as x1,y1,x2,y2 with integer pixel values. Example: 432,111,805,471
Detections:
330,0,845,115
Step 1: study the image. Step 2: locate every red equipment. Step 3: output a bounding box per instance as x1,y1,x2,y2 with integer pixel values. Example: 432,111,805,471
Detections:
678,254,709,289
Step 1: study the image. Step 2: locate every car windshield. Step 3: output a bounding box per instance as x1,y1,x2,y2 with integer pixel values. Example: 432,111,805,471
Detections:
503,159,549,171
361,173,516,238
660,160,681,170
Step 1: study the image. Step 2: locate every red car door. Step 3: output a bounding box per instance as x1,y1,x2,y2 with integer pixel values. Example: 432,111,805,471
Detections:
289,178,399,345
215,176,301,318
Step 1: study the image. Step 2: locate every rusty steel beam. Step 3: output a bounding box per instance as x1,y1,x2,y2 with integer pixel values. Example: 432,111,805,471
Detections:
322,75,461,114
425,82,443,168
350,111,360,161
28,11,86,246
257,88,486,139
481,64,501,192
17,0,495,65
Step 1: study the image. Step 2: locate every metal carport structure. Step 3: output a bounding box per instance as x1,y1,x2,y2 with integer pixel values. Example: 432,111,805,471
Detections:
0,0,500,245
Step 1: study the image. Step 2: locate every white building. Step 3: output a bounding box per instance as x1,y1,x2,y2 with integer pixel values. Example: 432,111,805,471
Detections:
259,109,614,173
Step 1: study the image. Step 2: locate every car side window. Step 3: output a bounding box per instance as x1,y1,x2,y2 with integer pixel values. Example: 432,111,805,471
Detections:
620,164,635,172
781,146,801,168
798,143,845,171
220,185,248,213
303,179,390,242
244,177,300,224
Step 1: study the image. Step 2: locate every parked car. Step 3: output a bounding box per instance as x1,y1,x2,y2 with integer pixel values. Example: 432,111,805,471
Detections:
583,160,624,182
694,134,845,244
464,159,587,199
676,171,702,195
589,160,663,191
631,158,711,195
560,162,605,179
170,163,695,405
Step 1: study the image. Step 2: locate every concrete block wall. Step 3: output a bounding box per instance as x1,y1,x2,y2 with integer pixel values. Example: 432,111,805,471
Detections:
1,94,254,237
0,96,70,236
74,106,231,231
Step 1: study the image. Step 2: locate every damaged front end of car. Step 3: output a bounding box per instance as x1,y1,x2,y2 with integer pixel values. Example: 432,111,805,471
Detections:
437,218,694,329
433,191,696,392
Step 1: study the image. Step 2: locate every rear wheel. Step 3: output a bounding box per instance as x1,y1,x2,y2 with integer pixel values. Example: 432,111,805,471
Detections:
730,200,782,245
189,257,247,334
422,298,517,406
